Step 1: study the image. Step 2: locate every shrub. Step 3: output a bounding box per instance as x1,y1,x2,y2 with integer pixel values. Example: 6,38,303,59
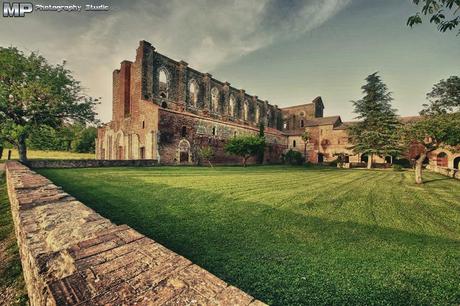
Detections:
283,150,304,165
197,146,215,167
329,159,338,167
225,135,265,167
393,158,411,168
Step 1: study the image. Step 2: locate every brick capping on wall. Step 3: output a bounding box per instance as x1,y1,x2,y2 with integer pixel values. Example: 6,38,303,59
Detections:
24,159,158,169
5,161,266,306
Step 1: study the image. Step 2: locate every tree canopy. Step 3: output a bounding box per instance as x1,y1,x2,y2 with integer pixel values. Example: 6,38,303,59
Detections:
27,124,97,153
400,76,460,184
421,76,460,115
408,0,460,35
348,73,401,168
0,47,99,162
197,146,215,167
225,135,265,167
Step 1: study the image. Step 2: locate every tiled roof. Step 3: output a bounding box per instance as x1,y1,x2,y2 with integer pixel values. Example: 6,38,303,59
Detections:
333,121,358,130
303,116,341,127
333,116,424,130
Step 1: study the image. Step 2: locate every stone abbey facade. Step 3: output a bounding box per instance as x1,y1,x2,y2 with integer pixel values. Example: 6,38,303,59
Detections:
96,41,460,169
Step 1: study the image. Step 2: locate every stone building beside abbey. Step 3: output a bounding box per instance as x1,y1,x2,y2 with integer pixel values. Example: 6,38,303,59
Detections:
96,41,460,169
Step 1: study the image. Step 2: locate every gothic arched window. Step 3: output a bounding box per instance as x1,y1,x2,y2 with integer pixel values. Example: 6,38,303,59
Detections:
158,68,169,98
243,100,249,121
189,79,198,106
229,95,235,117
211,87,219,113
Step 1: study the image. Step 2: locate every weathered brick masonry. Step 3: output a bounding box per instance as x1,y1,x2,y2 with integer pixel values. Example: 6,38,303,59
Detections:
96,40,460,169
96,40,357,165
5,161,266,305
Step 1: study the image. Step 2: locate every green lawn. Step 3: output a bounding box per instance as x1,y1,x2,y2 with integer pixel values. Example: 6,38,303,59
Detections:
0,149,94,162
38,166,460,305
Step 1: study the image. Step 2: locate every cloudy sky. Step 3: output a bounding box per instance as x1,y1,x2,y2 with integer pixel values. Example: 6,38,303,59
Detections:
1,0,459,122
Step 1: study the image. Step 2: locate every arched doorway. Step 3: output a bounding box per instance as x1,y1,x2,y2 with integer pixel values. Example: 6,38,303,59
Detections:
385,156,392,164
360,154,368,164
454,156,460,170
436,152,448,167
139,147,145,160
318,153,324,163
178,139,191,164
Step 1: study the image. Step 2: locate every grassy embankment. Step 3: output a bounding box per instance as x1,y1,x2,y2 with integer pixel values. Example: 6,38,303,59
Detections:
0,149,94,163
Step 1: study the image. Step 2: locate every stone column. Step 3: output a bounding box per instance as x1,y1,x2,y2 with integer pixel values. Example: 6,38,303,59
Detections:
178,61,188,109
203,73,212,111
252,96,258,125
239,89,245,121
223,82,230,119
274,105,279,130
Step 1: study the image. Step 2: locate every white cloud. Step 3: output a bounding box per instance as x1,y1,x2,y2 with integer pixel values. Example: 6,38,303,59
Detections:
0,0,351,121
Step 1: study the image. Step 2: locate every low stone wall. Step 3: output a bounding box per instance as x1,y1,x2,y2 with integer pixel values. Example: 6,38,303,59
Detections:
426,164,460,180
24,159,158,169
5,161,265,306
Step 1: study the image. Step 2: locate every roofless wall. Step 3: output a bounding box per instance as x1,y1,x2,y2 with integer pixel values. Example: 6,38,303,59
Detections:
137,40,283,130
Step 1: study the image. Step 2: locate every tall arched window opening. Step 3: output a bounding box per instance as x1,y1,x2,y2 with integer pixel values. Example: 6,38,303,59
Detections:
211,87,219,113
189,80,198,106
158,68,169,98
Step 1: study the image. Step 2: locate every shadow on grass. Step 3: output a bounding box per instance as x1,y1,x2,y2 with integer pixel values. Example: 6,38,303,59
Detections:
423,177,455,184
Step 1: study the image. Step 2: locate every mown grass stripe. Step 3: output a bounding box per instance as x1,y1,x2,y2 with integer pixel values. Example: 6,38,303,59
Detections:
38,166,460,306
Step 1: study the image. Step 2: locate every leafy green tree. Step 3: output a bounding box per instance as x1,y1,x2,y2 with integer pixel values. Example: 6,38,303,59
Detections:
348,73,401,169
408,0,460,35
421,76,460,115
74,127,97,153
283,149,304,165
59,125,78,151
401,76,460,184
26,123,96,153
225,135,265,167
0,136,3,159
28,125,64,151
301,131,310,162
0,47,98,162
197,146,215,167
333,152,350,168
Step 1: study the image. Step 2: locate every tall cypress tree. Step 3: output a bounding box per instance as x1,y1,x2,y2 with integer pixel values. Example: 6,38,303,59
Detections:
348,73,401,169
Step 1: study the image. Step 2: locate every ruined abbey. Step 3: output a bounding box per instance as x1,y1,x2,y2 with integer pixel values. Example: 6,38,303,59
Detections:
96,40,460,169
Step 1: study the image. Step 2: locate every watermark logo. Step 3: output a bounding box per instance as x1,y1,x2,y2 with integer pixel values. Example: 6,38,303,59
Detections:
3,2,33,17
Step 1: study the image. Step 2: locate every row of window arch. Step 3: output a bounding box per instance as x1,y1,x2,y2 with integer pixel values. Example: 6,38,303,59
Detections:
437,152,460,169
180,125,242,138
158,67,270,123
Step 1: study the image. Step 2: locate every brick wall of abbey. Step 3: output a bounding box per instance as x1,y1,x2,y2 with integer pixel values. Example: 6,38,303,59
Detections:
97,44,160,161
96,40,460,168
96,40,287,164
158,109,286,164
